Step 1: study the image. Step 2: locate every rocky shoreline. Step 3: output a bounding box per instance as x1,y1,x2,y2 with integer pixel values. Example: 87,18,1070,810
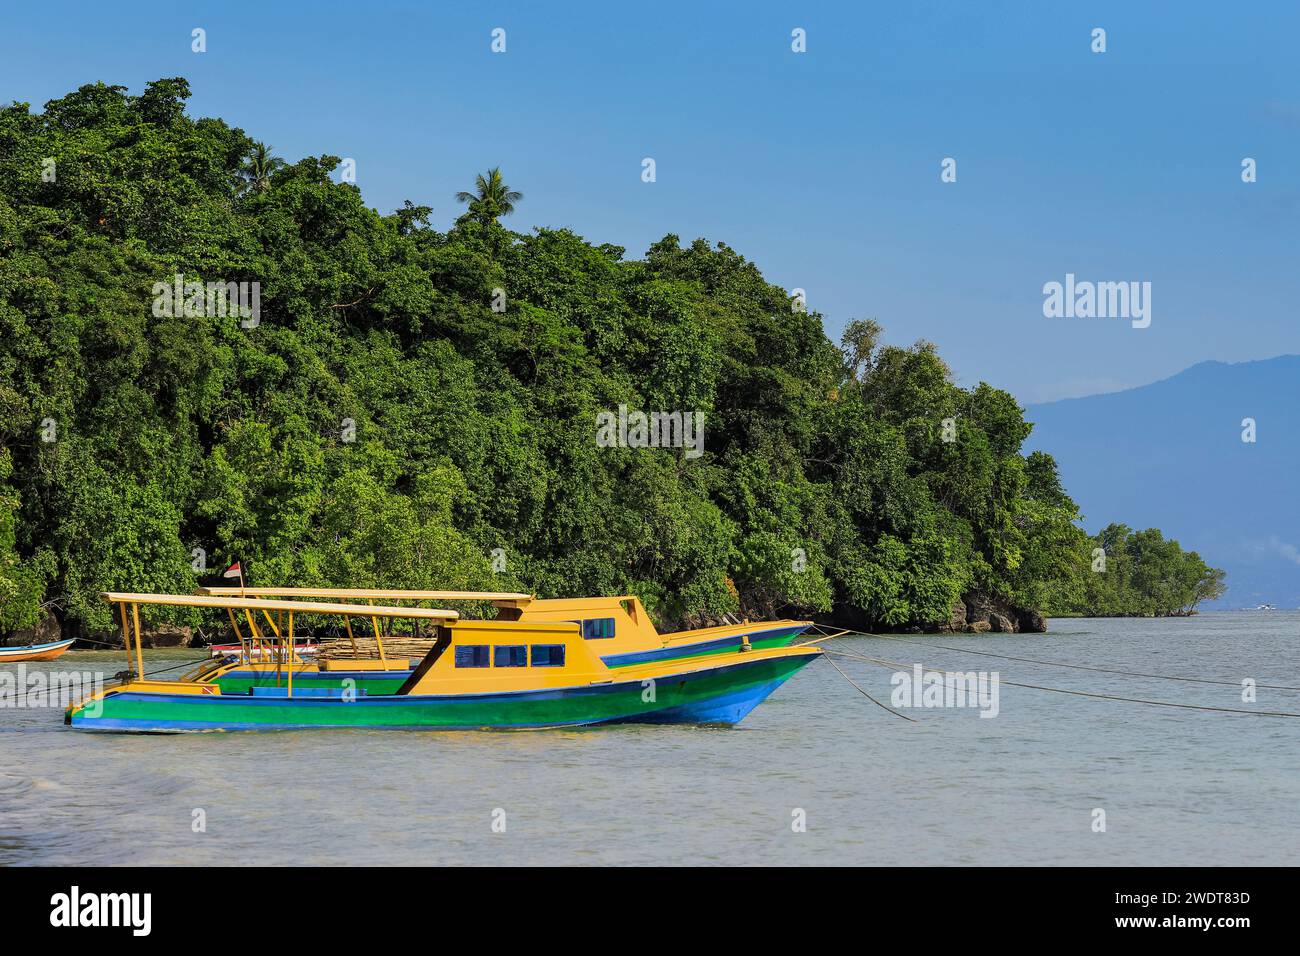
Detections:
822,593,1049,636
938,594,1048,634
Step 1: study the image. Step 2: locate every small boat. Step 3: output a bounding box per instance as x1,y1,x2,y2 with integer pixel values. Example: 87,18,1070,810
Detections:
0,637,76,663
66,592,821,732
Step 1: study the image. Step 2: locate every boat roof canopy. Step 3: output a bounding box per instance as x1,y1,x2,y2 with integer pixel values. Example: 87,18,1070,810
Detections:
194,586,532,607
99,592,460,620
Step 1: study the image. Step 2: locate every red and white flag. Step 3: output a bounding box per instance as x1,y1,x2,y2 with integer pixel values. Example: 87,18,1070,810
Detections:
223,562,242,579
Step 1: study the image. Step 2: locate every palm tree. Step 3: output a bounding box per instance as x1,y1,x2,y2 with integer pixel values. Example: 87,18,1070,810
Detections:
455,167,522,219
238,143,286,195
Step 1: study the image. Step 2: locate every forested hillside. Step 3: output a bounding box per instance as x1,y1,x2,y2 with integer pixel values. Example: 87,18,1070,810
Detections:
0,79,1223,638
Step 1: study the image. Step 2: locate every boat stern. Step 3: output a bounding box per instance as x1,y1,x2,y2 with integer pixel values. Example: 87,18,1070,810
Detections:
614,644,822,726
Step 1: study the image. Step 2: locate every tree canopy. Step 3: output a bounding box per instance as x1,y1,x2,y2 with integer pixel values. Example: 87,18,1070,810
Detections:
0,79,1224,635
456,167,523,222
1040,524,1227,617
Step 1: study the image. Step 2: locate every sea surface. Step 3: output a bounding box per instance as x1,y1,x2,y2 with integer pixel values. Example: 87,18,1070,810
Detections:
1,612,1296,866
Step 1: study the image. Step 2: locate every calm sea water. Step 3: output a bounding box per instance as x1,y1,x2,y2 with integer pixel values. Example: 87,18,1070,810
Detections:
1,612,1296,866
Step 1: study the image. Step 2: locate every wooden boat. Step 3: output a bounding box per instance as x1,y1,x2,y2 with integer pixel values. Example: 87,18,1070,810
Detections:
0,637,75,663
65,592,821,732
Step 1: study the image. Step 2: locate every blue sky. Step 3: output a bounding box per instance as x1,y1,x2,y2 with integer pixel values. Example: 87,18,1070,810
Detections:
3,1,1298,402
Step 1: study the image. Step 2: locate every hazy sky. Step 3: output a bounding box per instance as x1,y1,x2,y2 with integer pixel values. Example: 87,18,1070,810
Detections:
4,1,1297,403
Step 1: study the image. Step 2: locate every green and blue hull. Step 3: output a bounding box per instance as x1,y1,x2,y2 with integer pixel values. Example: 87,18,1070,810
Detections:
69,653,818,733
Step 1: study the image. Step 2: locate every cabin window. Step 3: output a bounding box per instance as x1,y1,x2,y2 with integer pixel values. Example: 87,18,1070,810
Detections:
580,618,616,640
530,644,566,667
494,645,527,668
454,645,491,668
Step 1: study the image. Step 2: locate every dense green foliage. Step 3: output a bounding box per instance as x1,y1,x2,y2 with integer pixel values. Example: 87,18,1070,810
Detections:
0,79,1224,634
1041,523,1227,617
0,449,52,630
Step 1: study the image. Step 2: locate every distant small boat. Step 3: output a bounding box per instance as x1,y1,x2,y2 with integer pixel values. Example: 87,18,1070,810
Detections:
209,640,321,660
1252,604,1276,611
0,637,76,663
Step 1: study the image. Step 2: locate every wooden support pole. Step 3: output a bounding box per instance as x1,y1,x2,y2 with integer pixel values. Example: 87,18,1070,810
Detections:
118,602,132,680
287,611,294,697
130,603,145,678
227,608,248,664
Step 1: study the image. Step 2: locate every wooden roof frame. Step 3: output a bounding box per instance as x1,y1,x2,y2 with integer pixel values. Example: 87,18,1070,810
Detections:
100,592,461,620
194,586,532,608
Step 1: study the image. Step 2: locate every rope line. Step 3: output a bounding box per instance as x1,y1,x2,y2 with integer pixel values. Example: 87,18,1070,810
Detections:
820,653,916,721
140,657,212,679
808,625,1300,692
821,647,1300,719
1,656,210,705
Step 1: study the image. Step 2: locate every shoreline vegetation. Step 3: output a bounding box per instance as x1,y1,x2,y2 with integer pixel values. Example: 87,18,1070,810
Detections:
0,79,1225,645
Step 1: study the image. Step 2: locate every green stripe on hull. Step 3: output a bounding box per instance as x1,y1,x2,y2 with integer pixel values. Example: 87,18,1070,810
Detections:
602,629,803,668
688,632,798,658
73,654,816,732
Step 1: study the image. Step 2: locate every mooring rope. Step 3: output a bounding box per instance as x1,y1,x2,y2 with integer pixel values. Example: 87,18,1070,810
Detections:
793,628,852,647
821,646,1300,719
820,652,916,721
2,656,211,705
806,624,1300,692
69,636,118,649
139,657,212,678
873,633,1300,691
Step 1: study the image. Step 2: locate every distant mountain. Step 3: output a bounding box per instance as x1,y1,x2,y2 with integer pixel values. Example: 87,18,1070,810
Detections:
1025,355,1300,610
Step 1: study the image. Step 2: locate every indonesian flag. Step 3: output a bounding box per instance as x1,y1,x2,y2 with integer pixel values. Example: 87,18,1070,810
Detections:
223,562,242,579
